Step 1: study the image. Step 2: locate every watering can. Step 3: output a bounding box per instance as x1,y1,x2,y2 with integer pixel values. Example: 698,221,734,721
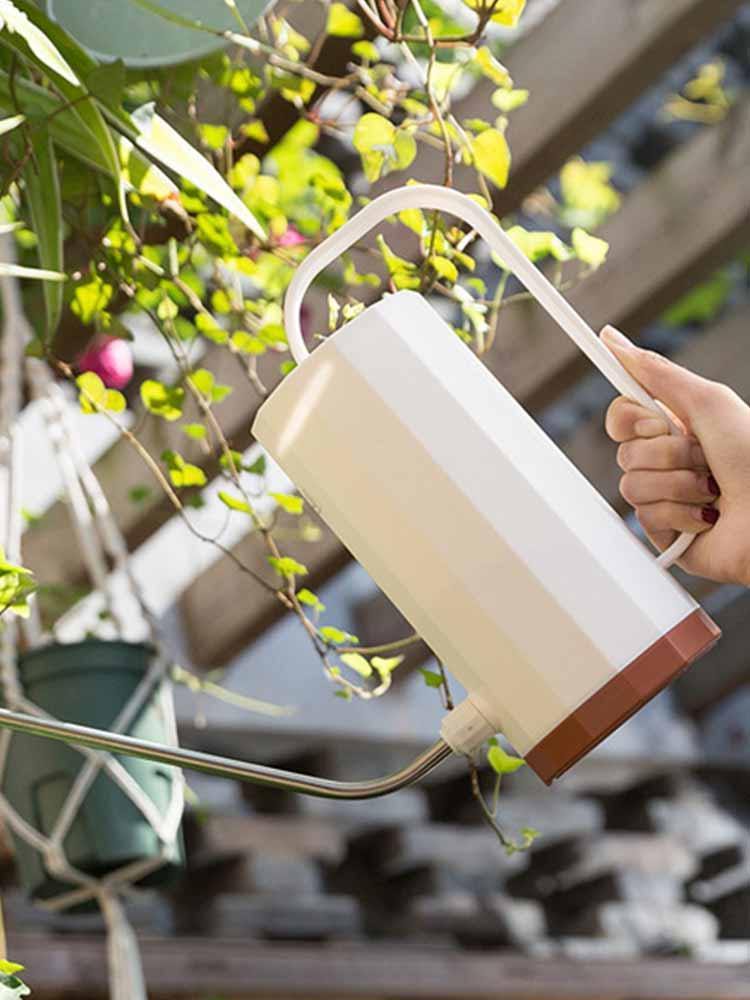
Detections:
0,186,720,796
42,0,275,67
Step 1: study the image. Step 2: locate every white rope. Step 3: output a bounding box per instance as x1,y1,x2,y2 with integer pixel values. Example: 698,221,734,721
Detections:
0,243,184,999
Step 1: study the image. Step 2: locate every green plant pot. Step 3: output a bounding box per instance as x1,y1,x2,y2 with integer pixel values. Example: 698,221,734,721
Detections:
3,639,184,905
42,0,275,67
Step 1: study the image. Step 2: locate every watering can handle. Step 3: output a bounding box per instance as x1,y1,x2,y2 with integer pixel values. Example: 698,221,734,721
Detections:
283,184,694,570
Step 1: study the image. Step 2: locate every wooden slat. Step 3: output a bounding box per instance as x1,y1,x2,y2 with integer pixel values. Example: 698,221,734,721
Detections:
673,590,750,718
9,936,750,998
181,105,750,666
387,0,744,218
493,0,743,215
483,96,750,413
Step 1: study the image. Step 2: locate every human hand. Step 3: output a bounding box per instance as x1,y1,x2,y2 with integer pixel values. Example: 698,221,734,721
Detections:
601,325,750,587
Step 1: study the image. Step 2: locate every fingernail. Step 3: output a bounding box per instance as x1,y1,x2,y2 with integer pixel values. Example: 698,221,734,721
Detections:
691,444,706,466
701,506,720,525
635,417,668,437
602,326,634,349
707,475,720,497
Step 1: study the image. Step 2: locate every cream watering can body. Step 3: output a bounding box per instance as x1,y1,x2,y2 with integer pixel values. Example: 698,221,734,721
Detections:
253,185,720,783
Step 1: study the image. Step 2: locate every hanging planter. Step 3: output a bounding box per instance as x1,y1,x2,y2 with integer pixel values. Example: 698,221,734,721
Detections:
2,639,184,904
42,0,276,67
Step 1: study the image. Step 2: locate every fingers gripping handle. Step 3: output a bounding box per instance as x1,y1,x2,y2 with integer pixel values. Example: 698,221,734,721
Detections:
283,185,694,570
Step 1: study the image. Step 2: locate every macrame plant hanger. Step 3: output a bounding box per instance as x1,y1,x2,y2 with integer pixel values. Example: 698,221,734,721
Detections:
0,235,184,1000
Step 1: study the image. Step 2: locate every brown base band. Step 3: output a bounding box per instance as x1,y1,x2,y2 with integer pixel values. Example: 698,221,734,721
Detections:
525,609,721,785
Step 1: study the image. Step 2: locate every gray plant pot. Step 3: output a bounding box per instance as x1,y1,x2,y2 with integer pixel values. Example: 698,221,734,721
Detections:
3,639,184,905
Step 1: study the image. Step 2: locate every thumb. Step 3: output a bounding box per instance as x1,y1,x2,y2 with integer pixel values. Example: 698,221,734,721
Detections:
601,325,710,427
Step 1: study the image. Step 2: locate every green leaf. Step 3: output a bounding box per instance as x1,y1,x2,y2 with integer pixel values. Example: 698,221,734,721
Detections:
230,330,265,355
376,234,421,290
0,1,80,85
560,158,621,228
23,127,63,337
195,312,228,344
487,744,526,775
462,0,526,26
71,276,113,325
129,485,153,504
131,103,266,240
181,422,206,440
0,113,24,137
188,368,214,395
352,39,379,62
246,453,267,476
428,255,458,283
297,588,325,612
162,449,206,488
218,490,252,514
474,47,512,88
340,652,372,677
494,226,571,268
196,213,239,256
371,655,403,676
268,555,308,578
663,271,732,327
76,371,125,414
420,668,444,688
327,2,364,37
469,128,511,189
199,123,230,151
270,492,304,515
571,227,609,269
4,3,127,224
85,60,126,108
491,88,529,113
0,962,23,976
319,625,358,645
352,113,416,183
140,379,185,421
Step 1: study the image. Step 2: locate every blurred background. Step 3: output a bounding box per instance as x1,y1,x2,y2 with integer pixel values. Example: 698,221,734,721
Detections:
2,0,750,997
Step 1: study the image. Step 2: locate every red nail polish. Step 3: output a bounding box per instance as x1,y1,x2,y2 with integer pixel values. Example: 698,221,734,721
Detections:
702,506,720,525
708,475,720,496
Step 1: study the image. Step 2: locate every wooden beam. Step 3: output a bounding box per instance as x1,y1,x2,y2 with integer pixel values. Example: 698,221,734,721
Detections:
492,0,744,216
483,96,750,412
9,936,750,998
673,589,750,719
378,0,744,218
181,104,750,666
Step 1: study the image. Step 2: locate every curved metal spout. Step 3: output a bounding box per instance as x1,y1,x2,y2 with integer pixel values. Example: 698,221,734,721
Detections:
0,708,453,799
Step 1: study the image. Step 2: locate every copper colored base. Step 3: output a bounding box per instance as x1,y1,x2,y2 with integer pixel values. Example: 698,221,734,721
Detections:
525,609,721,785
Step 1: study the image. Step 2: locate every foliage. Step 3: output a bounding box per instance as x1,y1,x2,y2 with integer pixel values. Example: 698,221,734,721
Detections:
0,959,30,997
0,548,35,619
0,0,623,849
664,59,733,125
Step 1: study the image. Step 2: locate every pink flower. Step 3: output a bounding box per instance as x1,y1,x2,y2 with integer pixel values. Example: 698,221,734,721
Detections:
276,225,306,248
78,335,134,390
